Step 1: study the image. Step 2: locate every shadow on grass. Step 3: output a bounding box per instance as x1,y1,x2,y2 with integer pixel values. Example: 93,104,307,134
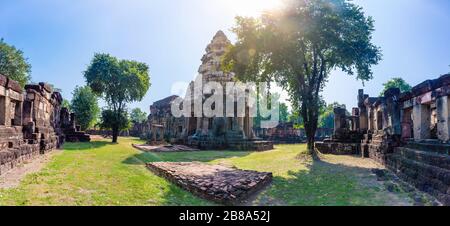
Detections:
252,159,399,206
63,141,114,151
122,150,252,165
151,155,387,206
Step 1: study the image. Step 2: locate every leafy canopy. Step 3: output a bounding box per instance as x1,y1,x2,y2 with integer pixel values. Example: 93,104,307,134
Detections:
70,86,100,130
380,77,412,96
0,38,32,87
99,109,131,131
84,53,151,111
318,102,347,128
279,103,290,123
84,53,150,142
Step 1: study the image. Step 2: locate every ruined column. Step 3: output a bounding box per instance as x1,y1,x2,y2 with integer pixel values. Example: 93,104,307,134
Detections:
413,103,431,141
436,95,450,142
333,107,347,133
196,117,202,134
384,88,402,135
352,108,360,131
4,96,11,127
358,89,369,132
368,107,374,131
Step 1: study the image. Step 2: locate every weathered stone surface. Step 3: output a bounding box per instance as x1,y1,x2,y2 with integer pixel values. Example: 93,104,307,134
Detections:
135,31,273,152
315,141,360,155
147,162,272,205
315,74,450,205
0,76,90,176
132,144,200,152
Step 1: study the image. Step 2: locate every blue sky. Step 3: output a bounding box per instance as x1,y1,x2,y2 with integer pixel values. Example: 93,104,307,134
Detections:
1,0,449,113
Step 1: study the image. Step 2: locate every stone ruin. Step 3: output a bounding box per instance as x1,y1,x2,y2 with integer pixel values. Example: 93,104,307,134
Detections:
0,74,90,176
254,122,333,144
141,31,273,152
147,162,272,205
315,74,450,205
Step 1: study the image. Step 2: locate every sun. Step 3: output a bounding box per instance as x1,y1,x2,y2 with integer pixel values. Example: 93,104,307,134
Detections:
219,0,284,17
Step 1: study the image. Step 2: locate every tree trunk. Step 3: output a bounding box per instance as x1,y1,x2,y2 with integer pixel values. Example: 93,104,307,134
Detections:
112,126,119,143
301,94,320,160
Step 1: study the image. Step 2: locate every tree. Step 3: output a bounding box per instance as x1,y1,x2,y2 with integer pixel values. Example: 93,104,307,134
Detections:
84,53,151,143
289,110,304,129
130,108,148,124
62,99,71,111
70,86,100,130
99,109,131,132
380,77,412,96
318,102,347,129
223,0,381,156
279,103,289,123
0,38,32,87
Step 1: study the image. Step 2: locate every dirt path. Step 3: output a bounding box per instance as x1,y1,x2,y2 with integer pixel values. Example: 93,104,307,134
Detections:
0,150,61,189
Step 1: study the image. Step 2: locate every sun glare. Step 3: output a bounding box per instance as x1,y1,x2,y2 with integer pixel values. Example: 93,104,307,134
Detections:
219,0,284,17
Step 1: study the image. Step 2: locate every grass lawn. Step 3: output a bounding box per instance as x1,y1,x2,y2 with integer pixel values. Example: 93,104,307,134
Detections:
0,137,411,206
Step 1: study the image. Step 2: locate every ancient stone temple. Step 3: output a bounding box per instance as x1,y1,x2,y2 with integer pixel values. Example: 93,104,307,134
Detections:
145,31,273,151
315,74,450,205
0,74,90,176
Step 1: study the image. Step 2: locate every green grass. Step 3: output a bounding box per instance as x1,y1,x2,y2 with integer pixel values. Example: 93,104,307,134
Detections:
0,137,403,206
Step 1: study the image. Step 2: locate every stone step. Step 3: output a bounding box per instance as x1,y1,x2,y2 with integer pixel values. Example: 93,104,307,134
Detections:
405,142,450,155
386,154,450,205
396,147,450,171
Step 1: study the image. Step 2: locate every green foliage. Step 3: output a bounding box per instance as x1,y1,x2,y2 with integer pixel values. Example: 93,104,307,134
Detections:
130,108,148,124
62,99,71,111
223,0,381,150
70,86,100,130
84,53,151,142
380,77,412,96
289,110,304,129
318,102,347,129
0,38,32,87
99,109,131,132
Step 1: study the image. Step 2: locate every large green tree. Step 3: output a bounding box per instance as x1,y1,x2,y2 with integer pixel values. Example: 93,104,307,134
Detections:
223,0,381,155
84,53,151,143
0,38,31,86
70,86,100,131
380,77,412,96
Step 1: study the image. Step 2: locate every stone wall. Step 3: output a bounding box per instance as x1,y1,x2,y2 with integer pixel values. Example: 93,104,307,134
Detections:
314,73,450,205
0,74,90,176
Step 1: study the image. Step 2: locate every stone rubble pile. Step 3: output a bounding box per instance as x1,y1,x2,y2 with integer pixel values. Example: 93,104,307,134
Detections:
147,162,272,205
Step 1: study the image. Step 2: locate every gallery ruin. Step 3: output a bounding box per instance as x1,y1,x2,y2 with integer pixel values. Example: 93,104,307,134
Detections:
315,74,450,205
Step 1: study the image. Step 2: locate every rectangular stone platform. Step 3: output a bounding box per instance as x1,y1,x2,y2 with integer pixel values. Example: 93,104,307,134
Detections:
315,141,361,155
146,162,272,205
